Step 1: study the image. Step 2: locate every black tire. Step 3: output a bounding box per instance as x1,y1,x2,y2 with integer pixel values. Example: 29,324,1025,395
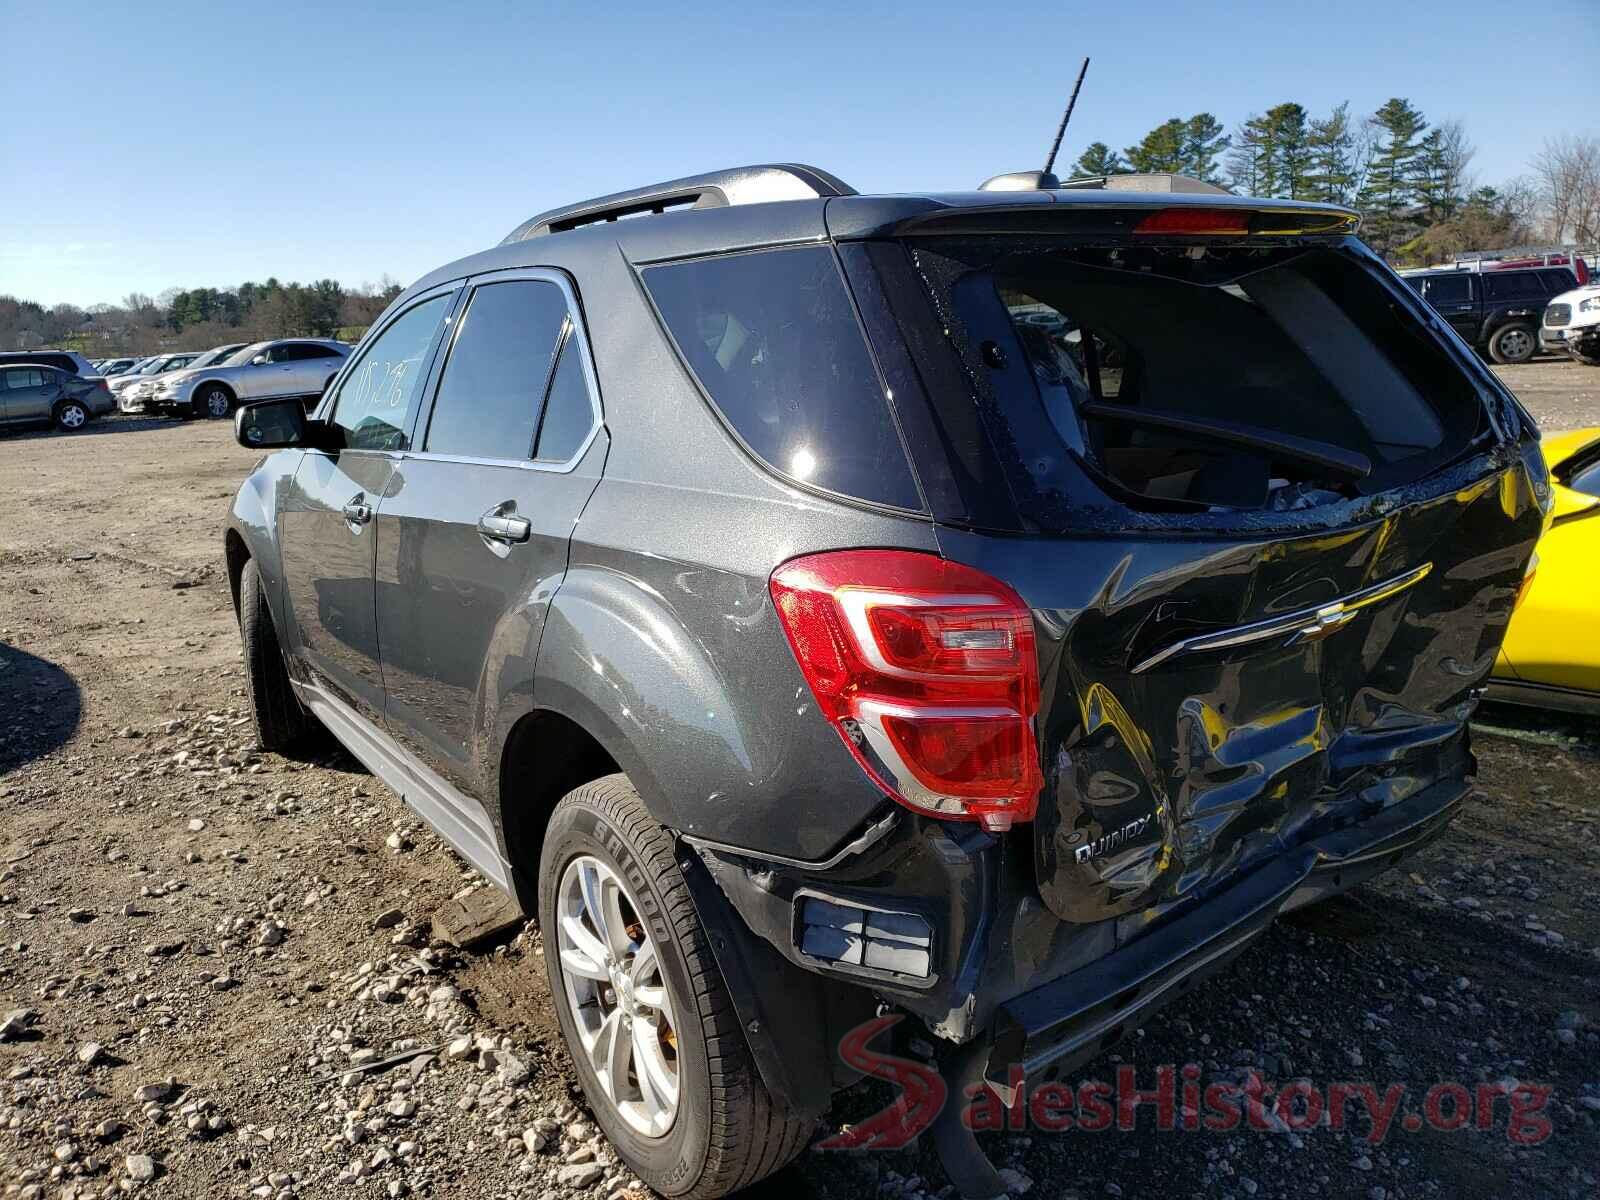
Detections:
53,400,90,432
196,383,235,420
238,558,310,752
1488,322,1537,365
538,776,811,1198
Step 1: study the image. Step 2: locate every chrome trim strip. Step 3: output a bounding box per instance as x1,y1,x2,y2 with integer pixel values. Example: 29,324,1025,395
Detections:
681,808,900,872
1131,563,1433,675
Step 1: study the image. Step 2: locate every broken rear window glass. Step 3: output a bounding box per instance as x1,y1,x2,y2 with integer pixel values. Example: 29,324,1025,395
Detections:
907,239,1486,519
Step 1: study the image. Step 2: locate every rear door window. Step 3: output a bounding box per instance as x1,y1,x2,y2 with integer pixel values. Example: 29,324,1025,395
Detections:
1482,272,1545,300
532,335,596,463
3,368,45,390
423,279,572,461
642,245,922,511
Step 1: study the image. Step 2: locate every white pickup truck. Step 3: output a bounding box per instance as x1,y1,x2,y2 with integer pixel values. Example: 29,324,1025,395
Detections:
1542,278,1600,365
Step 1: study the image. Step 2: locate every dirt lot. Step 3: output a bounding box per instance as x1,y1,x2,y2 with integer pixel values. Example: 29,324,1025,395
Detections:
0,360,1597,1200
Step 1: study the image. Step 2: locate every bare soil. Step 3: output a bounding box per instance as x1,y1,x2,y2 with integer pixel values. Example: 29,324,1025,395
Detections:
0,359,1596,1200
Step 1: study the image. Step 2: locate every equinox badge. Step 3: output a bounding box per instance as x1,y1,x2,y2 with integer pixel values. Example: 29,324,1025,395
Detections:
1074,814,1153,864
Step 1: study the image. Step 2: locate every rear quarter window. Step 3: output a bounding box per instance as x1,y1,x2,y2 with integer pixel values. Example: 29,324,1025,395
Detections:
642,245,922,511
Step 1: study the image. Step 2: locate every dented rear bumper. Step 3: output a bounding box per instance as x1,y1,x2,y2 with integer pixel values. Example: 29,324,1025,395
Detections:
987,775,1467,1090
690,761,1471,1068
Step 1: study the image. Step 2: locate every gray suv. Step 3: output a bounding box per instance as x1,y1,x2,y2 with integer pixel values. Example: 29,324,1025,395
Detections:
225,165,1546,1199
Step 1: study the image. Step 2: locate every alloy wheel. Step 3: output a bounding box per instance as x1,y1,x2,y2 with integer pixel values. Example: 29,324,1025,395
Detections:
1500,329,1533,360
205,389,231,418
59,404,86,429
554,854,680,1138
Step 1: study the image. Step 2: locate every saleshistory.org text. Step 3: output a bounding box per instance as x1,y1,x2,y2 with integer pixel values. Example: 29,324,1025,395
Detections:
818,1016,1555,1152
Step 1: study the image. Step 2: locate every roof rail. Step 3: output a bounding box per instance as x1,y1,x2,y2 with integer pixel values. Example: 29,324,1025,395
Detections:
502,164,856,243
1451,244,1597,265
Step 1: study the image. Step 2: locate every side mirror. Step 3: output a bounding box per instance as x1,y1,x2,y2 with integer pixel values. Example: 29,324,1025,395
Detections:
251,354,269,366
235,397,322,450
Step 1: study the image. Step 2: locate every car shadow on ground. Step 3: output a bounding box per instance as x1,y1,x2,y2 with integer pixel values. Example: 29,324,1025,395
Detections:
0,415,179,443
0,642,81,775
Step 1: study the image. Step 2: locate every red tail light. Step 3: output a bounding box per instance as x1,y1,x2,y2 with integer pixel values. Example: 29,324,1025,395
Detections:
769,550,1043,831
1134,208,1250,236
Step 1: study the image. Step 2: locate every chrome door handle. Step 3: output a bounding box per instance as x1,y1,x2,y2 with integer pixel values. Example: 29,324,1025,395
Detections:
477,511,531,544
342,495,373,527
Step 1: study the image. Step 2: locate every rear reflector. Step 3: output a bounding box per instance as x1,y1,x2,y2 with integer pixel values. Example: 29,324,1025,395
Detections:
769,549,1043,831
798,896,932,978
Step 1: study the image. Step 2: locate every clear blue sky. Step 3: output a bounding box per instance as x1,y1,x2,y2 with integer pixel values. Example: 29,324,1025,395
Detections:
3,0,1595,308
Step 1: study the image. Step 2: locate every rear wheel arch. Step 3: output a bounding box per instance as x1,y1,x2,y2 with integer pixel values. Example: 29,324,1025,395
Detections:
497,706,625,910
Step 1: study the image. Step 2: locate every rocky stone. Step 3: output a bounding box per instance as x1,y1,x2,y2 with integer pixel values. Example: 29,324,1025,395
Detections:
557,1162,605,1188
77,1041,105,1065
0,1008,37,1040
125,1154,157,1182
998,1167,1034,1194
495,1050,530,1086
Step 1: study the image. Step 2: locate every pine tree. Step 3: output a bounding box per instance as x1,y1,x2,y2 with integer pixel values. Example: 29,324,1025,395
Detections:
1227,113,1278,197
1307,103,1359,205
1416,122,1472,222
1072,142,1126,178
1359,98,1429,256
1124,119,1188,174
1265,103,1312,198
1181,114,1229,183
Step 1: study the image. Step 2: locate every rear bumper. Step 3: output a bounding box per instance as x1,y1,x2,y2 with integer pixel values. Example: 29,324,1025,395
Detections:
984,777,1467,1088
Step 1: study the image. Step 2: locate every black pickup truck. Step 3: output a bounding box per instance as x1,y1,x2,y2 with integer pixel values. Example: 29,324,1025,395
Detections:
1403,264,1581,363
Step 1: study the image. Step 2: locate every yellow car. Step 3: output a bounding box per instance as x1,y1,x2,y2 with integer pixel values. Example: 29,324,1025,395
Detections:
1489,427,1600,713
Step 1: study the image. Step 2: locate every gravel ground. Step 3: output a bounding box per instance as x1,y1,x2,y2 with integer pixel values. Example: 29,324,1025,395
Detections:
0,359,1596,1200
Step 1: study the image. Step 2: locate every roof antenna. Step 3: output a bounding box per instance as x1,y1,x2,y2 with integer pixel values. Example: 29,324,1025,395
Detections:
1042,57,1091,179
979,57,1090,192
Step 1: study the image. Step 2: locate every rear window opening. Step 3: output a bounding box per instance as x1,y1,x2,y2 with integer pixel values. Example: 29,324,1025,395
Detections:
912,239,1487,517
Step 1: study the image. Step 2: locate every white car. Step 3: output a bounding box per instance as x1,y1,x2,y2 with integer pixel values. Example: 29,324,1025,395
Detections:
110,352,203,410
153,338,349,419
120,343,248,412
1542,279,1600,365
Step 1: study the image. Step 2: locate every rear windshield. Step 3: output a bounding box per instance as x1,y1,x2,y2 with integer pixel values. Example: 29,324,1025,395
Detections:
887,237,1486,523
642,245,922,511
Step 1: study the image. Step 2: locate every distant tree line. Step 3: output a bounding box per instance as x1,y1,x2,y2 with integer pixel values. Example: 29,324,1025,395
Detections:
1071,100,1598,263
0,276,404,357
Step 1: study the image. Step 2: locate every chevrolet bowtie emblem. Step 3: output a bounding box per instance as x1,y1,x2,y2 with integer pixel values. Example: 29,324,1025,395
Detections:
1132,563,1433,674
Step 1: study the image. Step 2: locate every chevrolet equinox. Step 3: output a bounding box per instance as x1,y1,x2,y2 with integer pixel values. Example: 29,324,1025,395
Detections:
225,164,1549,1199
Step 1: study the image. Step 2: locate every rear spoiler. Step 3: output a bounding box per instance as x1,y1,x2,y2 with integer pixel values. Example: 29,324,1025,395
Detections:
824,191,1361,241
